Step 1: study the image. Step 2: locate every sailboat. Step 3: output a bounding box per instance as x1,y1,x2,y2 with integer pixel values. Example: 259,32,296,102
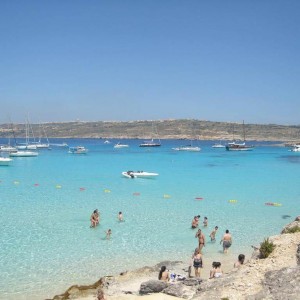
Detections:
34,123,50,149
212,139,225,148
0,124,17,152
139,123,161,147
16,118,37,150
226,121,254,151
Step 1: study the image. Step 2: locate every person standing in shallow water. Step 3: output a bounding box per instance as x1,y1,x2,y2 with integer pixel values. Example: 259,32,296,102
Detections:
220,229,232,253
90,209,99,228
209,226,218,242
193,248,203,277
195,229,206,252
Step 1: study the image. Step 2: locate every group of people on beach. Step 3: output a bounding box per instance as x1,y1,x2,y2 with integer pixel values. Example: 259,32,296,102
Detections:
90,209,124,239
188,215,242,279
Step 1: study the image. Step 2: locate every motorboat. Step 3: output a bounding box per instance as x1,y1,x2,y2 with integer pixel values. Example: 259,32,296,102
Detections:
0,157,13,166
104,140,111,144
68,146,88,154
122,171,159,179
172,146,201,152
114,143,129,148
9,151,38,157
290,144,300,152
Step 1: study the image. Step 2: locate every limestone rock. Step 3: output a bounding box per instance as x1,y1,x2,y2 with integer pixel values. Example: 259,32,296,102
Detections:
139,280,168,294
281,216,300,234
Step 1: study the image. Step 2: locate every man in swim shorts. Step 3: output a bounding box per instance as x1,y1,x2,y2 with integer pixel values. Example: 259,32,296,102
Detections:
195,229,206,252
220,229,232,253
90,209,99,227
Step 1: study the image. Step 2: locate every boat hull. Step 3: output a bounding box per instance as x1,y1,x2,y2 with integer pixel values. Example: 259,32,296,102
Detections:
172,147,201,152
122,171,159,178
9,151,38,157
0,157,13,166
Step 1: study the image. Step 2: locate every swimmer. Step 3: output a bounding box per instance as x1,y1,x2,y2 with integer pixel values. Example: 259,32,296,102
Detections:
191,216,199,229
90,209,99,228
118,211,124,222
203,216,208,227
195,229,206,252
234,254,245,268
209,226,218,242
105,229,112,240
220,229,232,253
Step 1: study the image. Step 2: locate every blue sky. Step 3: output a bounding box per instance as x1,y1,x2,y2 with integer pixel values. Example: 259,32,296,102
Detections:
1,0,299,125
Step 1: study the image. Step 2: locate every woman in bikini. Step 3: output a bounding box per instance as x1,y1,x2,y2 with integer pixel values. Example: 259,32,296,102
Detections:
209,262,223,279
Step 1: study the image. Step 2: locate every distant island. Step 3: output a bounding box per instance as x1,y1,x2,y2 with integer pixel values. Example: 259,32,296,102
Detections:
0,119,299,142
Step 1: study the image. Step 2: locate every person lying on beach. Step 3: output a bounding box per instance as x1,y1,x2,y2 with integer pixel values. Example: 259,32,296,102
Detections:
220,229,232,253
158,266,170,282
209,262,223,279
203,216,208,227
105,229,112,240
195,229,206,252
118,212,123,221
192,248,203,277
234,254,245,268
90,209,99,228
191,216,199,229
209,226,218,241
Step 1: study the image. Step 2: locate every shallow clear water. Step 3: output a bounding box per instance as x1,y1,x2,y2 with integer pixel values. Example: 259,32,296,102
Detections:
0,139,299,299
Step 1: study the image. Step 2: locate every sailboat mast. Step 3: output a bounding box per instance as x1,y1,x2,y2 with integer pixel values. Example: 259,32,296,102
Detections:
243,120,246,142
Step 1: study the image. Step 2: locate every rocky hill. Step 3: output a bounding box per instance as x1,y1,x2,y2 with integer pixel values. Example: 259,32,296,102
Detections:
1,119,300,142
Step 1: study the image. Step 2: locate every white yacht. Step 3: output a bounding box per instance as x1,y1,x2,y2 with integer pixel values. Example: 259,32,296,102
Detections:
9,151,38,157
122,171,159,179
0,145,17,152
0,157,13,166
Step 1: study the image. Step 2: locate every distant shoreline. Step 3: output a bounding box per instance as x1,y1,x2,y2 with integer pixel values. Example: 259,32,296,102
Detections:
1,119,299,142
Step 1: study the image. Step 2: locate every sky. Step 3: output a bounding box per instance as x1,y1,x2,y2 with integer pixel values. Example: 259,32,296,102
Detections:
1,0,300,125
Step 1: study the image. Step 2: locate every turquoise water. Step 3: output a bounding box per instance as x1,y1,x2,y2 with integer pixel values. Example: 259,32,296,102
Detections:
0,139,299,299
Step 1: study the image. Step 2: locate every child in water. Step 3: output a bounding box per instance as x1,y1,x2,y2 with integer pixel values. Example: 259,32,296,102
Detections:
209,226,218,241
105,229,112,240
203,217,208,227
118,211,124,222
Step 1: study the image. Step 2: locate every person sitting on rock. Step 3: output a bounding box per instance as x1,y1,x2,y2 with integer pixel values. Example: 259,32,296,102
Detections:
209,262,223,279
158,265,170,282
234,254,245,268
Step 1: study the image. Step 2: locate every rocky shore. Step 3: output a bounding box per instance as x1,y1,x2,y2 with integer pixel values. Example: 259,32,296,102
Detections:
49,216,300,300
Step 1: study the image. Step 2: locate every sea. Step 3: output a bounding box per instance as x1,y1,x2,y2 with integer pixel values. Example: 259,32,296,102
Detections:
0,138,299,299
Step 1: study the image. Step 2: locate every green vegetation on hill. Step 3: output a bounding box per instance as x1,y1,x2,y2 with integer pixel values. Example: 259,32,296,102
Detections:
0,119,299,141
